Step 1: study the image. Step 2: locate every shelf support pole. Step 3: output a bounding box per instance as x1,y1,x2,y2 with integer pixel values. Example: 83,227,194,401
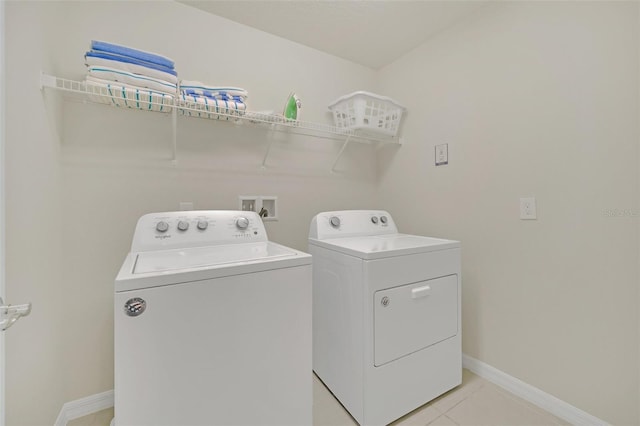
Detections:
330,135,352,173
261,126,276,169
171,103,177,164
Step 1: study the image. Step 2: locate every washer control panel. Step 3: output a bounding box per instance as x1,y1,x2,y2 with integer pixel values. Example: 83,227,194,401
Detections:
309,210,398,240
131,210,268,252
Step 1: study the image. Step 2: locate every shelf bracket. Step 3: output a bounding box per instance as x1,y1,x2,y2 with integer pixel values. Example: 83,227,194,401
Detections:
261,125,277,169
40,72,56,91
330,135,352,173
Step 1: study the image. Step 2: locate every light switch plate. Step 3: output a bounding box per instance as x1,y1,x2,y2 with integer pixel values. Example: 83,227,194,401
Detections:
435,144,448,166
520,197,537,220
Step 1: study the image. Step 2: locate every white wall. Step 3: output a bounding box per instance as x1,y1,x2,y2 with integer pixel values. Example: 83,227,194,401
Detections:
376,2,639,424
0,1,5,424
4,1,378,424
4,1,640,425
4,2,67,425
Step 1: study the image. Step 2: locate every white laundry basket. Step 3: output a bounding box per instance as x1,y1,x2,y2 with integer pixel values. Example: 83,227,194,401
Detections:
328,91,405,137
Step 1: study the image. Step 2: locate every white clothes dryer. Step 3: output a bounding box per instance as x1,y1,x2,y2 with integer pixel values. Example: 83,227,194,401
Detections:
308,210,461,425
114,210,312,426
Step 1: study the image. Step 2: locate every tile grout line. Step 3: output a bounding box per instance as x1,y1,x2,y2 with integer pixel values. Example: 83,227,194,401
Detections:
443,413,461,425
437,380,488,416
438,377,565,426
427,412,461,426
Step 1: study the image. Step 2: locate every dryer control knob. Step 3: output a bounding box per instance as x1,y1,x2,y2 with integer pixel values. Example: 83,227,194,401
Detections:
330,216,341,228
371,217,379,224
380,216,388,224
156,221,169,233
197,220,208,230
177,221,189,231
236,217,250,230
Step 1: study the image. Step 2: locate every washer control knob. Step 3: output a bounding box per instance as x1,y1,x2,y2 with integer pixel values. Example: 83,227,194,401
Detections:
236,217,250,230
380,216,388,224
177,221,189,231
156,221,169,233
330,216,341,228
197,220,208,230
371,216,379,224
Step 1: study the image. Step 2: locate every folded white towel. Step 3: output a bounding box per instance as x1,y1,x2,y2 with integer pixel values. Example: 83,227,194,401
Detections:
85,77,174,112
179,93,246,120
180,80,248,98
85,56,178,85
87,66,177,95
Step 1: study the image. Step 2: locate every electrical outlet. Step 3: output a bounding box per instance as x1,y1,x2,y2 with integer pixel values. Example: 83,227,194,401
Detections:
520,197,537,220
435,144,448,166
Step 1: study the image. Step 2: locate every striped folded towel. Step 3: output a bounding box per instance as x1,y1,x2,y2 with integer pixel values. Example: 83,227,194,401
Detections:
179,93,246,120
85,77,174,113
91,40,174,69
182,89,244,102
87,66,177,95
180,80,248,99
85,51,177,79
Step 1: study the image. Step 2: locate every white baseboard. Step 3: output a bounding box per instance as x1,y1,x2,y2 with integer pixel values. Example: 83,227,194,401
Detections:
54,389,113,426
53,357,609,426
462,353,608,426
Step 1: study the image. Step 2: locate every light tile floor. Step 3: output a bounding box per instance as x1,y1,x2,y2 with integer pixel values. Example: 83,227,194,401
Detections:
67,407,114,426
69,369,566,426
314,369,567,426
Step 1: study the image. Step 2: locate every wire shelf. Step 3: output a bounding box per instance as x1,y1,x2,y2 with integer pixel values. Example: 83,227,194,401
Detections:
40,73,401,169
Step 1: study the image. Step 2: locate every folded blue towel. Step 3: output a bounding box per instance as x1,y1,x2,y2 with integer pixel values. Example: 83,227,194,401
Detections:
91,40,174,69
86,51,177,77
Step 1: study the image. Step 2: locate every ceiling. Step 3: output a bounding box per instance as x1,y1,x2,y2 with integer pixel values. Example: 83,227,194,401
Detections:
178,1,489,69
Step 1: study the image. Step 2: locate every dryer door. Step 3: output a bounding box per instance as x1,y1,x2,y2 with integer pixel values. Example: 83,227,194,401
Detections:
373,275,458,366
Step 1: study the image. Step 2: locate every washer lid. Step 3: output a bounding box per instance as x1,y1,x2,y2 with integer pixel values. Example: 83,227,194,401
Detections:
115,241,311,292
133,242,296,274
309,233,459,260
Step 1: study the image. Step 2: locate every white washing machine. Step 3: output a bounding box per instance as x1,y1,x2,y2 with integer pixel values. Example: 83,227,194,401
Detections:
308,210,461,425
114,210,312,426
